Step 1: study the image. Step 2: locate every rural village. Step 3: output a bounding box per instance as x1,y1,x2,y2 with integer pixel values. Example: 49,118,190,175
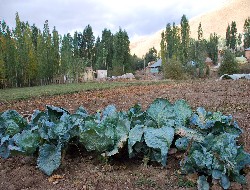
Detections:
0,0,250,190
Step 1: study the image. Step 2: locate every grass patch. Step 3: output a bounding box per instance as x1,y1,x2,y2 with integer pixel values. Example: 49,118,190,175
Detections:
0,80,172,102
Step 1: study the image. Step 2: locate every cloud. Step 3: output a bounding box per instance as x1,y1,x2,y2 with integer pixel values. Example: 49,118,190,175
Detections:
0,0,227,39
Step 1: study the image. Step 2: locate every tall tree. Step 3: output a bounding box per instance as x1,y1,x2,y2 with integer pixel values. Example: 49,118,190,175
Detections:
24,22,38,86
160,31,167,65
230,21,237,51
94,36,103,69
14,12,29,87
243,17,250,48
165,23,173,59
180,15,190,65
101,28,113,71
60,33,73,77
207,33,219,64
145,47,157,64
36,27,46,84
82,24,95,67
172,23,181,60
197,22,203,41
0,21,6,80
73,31,79,58
112,28,130,75
4,25,17,87
31,24,38,51
42,20,53,83
237,33,242,48
226,24,231,47
52,27,60,76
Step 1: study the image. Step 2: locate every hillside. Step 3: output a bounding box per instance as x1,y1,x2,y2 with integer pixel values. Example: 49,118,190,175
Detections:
130,0,250,58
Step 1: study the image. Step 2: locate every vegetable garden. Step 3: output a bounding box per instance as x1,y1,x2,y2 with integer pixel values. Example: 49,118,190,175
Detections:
0,79,250,190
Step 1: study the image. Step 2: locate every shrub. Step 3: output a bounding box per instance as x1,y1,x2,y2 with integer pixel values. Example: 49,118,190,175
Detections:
218,49,239,76
163,58,186,80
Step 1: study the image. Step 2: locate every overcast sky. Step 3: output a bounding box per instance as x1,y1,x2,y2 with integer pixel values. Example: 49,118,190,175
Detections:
1,0,228,40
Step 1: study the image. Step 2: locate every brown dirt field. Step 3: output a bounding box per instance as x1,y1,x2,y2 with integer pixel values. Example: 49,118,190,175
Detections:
0,79,249,190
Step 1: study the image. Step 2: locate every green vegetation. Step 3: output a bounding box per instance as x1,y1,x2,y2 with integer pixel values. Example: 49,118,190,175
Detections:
163,58,186,80
160,15,250,80
218,49,239,76
1,98,249,190
0,13,138,88
0,80,170,102
243,17,250,49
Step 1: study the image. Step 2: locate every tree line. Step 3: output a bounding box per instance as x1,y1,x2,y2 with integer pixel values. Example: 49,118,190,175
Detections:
154,15,250,79
0,13,135,88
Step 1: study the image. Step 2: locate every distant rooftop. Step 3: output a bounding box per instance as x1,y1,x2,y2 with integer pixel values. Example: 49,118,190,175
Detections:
149,59,162,68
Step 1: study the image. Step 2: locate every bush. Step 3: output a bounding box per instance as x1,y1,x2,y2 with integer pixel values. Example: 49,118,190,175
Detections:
163,58,186,80
218,49,239,76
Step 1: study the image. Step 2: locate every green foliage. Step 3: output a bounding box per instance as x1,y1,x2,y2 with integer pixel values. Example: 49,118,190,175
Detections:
0,81,170,102
226,24,231,47
163,58,186,80
180,14,190,65
145,47,158,63
37,143,62,176
243,17,250,49
197,175,209,190
161,22,181,61
179,107,249,189
1,13,133,88
0,98,249,190
112,28,131,76
207,33,219,64
230,21,237,51
218,49,239,75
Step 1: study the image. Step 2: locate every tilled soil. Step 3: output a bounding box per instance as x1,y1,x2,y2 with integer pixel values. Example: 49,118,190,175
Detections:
0,79,249,190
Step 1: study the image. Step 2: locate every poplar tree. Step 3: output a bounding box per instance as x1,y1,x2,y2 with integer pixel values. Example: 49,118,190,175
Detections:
101,29,113,71
165,23,173,59
73,31,79,58
52,27,60,76
43,20,53,83
24,22,38,86
237,33,242,48
82,24,95,67
172,23,181,59
230,21,237,51
226,24,231,47
243,17,250,48
0,21,6,80
60,33,73,77
207,33,219,64
180,15,190,65
112,28,130,75
160,31,167,65
198,22,203,41
94,36,103,69
36,28,46,84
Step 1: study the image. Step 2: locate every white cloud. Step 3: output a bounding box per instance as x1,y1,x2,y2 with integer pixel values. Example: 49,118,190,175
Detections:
0,0,227,39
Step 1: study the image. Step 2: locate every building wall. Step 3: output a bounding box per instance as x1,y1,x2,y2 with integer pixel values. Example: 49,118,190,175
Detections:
97,70,107,79
245,50,250,62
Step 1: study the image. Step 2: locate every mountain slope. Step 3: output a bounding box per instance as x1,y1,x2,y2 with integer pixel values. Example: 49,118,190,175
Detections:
130,0,250,58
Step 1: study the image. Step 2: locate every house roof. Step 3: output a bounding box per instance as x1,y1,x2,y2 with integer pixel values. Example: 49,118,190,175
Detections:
149,59,162,68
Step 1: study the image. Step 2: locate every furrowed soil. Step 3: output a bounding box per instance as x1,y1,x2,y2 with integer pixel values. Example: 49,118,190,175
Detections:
0,79,250,190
